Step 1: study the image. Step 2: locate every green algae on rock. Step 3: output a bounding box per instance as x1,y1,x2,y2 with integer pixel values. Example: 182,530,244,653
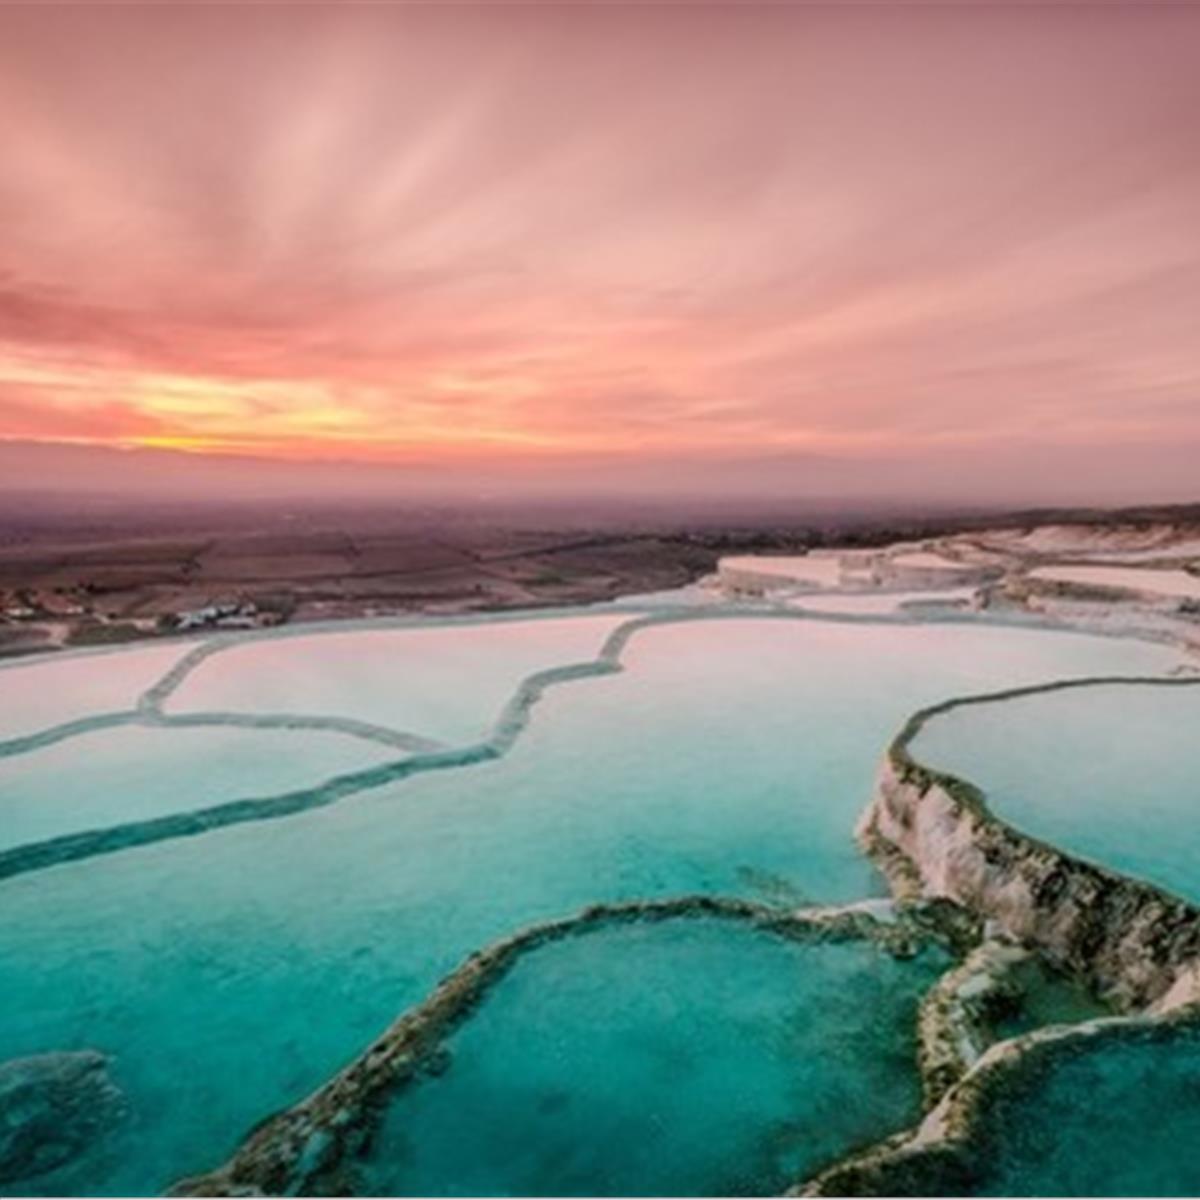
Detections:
0,1051,125,1189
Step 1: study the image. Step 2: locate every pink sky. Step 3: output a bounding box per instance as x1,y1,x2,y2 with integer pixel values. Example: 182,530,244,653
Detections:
1,4,1198,503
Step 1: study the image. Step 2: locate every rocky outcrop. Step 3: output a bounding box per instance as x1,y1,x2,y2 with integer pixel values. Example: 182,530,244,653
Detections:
915,937,1036,1106
859,678,1200,1011
0,1050,125,1187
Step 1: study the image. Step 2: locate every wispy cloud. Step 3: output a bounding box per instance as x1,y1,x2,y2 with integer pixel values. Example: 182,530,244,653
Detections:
1,4,1198,499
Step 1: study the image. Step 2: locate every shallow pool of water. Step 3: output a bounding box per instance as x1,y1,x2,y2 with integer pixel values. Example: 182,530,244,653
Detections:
363,920,945,1197
970,1021,1200,1197
0,642,195,743
788,590,976,615
163,613,629,744
0,724,394,854
912,682,1200,902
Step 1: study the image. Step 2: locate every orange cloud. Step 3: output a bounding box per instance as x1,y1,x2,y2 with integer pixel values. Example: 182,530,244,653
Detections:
0,4,1198,496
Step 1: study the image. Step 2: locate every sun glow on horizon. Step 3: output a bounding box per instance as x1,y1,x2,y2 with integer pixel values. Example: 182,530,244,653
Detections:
1,5,1198,495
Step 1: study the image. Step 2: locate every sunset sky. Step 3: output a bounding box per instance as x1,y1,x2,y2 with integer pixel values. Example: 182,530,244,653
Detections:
2,4,1199,503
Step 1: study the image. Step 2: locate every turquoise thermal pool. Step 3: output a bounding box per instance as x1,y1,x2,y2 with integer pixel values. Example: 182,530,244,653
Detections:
911,681,1200,903
0,608,1184,1195
965,1021,1200,1197
359,920,947,1198
0,724,395,854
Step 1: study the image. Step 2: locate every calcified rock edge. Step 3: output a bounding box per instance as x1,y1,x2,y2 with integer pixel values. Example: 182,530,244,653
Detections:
798,674,1200,1197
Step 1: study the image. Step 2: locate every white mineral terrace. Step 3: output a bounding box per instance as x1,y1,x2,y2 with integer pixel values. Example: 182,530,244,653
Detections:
717,553,847,590
888,550,972,572
978,524,1200,561
1028,565,1200,600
